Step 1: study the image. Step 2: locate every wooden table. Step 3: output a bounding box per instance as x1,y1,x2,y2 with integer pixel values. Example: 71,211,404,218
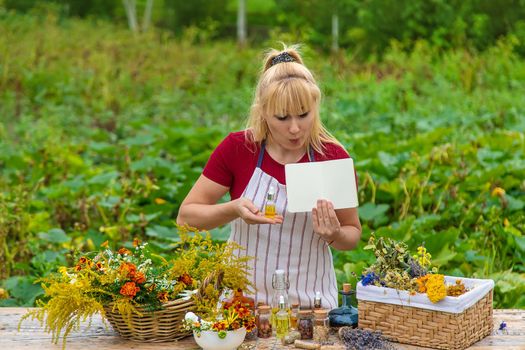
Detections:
1,308,524,349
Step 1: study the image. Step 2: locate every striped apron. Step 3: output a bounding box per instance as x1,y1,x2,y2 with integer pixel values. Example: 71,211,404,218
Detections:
229,142,338,309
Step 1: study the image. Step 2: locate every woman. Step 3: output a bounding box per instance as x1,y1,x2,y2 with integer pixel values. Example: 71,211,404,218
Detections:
176,45,361,309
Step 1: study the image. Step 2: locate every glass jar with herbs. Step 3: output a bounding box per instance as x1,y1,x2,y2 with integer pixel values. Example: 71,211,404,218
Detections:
313,309,330,342
256,305,272,338
297,309,313,340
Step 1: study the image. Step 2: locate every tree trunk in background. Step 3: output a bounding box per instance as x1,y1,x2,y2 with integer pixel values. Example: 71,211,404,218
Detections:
237,0,247,47
123,0,138,33
332,13,339,53
142,0,154,32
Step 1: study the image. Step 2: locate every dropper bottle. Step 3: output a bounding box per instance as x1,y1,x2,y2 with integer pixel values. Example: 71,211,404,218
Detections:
275,295,290,339
264,186,276,218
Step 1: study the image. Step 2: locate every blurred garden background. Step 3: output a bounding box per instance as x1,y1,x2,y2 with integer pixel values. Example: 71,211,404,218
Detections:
0,0,524,308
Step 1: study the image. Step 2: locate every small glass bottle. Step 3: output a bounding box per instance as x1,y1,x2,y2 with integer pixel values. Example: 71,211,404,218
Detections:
256,305,272,338
297,309,313,340
313,291,322,309
264,186,276,218
328,283,358,328
313,309,330,342
275,295,290,340
271,269,289,332
290,303,299,330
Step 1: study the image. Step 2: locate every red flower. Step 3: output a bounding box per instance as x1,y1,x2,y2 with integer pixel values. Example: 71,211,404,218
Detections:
120,282,140,298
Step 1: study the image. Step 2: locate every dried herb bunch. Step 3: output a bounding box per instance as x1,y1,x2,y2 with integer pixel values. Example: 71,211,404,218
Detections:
338,327,394,350
362,234,430,293
361,234,467,303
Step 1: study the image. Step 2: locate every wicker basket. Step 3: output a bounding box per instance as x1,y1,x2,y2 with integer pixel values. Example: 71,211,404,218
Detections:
103,270,224,342
357,277,494,350
104,297,195,342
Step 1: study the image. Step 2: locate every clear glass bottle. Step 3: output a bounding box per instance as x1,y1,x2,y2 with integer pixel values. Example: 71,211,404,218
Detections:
256,305,272,338
275,295,290,340
313,309,330,342
264,186,276,218
271,269,289,331
328,283,358,328
297,309,313,340
290,303,299,330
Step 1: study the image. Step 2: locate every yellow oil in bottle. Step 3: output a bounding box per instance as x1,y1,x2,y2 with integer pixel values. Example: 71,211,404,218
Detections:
275,310,290,339
264,204,276,218
264,186,276,218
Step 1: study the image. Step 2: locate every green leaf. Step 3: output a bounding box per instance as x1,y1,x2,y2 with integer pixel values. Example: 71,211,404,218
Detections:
37,228,71,244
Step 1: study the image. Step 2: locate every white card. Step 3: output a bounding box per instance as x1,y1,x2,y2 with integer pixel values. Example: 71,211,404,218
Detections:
285,158,359,213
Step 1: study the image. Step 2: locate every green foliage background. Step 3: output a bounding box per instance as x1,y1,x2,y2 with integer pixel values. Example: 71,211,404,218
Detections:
0,5,524,309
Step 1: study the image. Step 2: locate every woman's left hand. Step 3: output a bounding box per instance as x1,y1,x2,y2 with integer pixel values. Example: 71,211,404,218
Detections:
312,199,341,244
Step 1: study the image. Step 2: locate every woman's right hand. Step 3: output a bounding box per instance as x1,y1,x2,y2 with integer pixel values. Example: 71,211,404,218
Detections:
234,197,284,225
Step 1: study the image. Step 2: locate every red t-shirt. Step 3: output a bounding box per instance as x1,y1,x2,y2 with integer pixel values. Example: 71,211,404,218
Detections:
203,131,352,200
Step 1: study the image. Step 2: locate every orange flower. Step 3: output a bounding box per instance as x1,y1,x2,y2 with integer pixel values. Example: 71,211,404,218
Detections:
74,265,82,271
119,262,137,279
95,262,103,270
178,273,193,286
416,275,429,293
212,321,227,331
118,247,132,255
101,240,109,248
132,237,141,247
133,271,146,284
157,291,169,302
230,321,241,330
120,282,140,298
244,318,256,332
78,257,88,265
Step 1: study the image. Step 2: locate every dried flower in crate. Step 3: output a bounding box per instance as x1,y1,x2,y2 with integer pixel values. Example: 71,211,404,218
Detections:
338,327,394,350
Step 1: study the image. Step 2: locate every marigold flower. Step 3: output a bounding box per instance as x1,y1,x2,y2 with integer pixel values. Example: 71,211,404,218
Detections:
119,262,137,279
95,262,103,270
74,265,82,271
132,237,141,247
178,273,193,286
133,271,146,284
101,240,109,248
118,247,132,255
230,321,241,330
120,281,140,298
78,257,88,265
157,291,169,302
212,321,227,331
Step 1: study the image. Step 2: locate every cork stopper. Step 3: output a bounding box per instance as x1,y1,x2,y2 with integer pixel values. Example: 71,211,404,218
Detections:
298,309,312,316
258,305,271,313
313,309,329,318
292,303,300,308
343,283,352,293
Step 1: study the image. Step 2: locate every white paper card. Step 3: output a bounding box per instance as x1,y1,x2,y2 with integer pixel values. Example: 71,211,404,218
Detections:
285,158,359,213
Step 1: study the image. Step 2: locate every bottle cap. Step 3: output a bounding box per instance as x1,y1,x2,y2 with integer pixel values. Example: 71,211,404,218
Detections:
315,291,321,299
298,309,312,316
291,303,300,308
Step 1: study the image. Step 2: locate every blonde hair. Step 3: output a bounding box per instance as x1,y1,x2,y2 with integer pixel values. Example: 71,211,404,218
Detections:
246,44,342,154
